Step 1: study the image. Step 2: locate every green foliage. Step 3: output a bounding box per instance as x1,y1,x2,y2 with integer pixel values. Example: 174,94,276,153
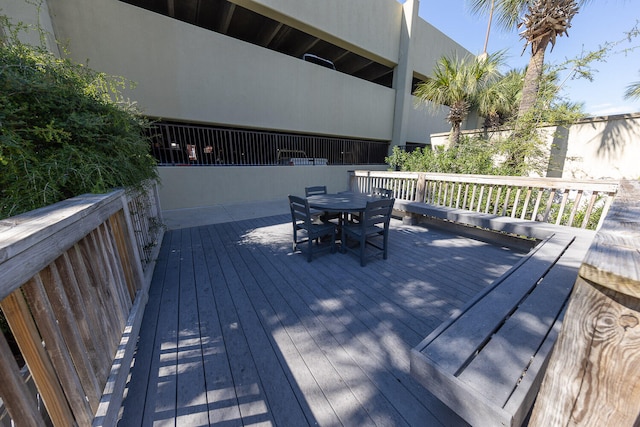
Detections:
625,78,640,100
413,52,505,147
386,136,512,175
0,17,157,219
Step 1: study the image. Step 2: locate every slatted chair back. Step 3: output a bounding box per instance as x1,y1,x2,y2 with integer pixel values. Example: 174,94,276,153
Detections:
305,185,340,223
361,198,394,231
305,186,327,197
372,187,393,198
288,195,336,262
342,198,394,266
351,188,393,223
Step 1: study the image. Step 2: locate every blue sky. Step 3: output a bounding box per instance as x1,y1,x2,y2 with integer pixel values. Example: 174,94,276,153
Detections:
408,0,640,116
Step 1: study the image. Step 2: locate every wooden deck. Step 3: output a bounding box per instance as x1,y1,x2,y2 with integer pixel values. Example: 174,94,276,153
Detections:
117,213,526,426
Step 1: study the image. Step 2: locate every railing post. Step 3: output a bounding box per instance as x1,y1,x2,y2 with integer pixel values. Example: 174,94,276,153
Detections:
415,173,426,203
529,180,640,426
401,173,426,225
347,170,356,192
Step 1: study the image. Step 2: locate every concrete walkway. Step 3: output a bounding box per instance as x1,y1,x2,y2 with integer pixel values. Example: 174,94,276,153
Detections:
161,198,290,229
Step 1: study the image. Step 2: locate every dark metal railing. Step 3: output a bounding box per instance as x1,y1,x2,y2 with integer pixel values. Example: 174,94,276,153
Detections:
149,122,389,166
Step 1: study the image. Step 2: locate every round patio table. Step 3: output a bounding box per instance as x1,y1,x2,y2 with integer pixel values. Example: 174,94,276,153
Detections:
306,192,377,214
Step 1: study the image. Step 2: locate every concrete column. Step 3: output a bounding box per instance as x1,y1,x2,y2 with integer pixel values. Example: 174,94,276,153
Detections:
390,0,419,151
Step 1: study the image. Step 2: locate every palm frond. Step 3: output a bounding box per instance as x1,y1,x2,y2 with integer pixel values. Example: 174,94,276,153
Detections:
624,81,640,100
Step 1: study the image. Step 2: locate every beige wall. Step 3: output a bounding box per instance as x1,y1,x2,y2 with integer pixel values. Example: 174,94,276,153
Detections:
232,0,402,66
3,0,59,54
558,114,640,179
3,0,474,211
45,0,397,140
406,95,448,144
39,0,467,144
157,165,388,210
411,17,467,80
430,113,640,180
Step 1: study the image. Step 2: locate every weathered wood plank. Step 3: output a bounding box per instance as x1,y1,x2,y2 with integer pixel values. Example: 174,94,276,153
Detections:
229,217,419,426
578,180,640,298
78,232,122,355
190,227,243,426
117,231,173,426
92,286,149,427
0,191,125,300
419,233,573,375
245,215,522,425
0,288,75,426
55,252,110,389
202,224,277,426
530,277,640,426
119,213,530,427
67,243,118,371
241,215,465,426
22,273,96,424
147,228,181,424
175,228,209,426
95,222,131,326
108,208,143,300
0,325,47,427
39,264,103,410
457,256,577,406
530,179,640,426
213,221,314,426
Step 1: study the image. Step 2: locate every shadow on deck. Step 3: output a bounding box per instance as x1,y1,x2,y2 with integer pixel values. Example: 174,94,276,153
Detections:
118,214,525,426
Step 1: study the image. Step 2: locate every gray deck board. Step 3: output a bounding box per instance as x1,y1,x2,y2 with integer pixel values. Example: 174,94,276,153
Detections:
119,214,525,426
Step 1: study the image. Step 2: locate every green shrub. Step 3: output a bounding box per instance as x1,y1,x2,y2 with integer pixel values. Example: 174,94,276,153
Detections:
0,18,157,219
386,136,509,175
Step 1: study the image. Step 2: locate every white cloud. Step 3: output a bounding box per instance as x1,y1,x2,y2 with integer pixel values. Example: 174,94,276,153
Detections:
586,102,640,117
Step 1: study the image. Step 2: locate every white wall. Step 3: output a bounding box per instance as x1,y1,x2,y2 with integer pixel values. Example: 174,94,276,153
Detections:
430,113,640,180
559,114,640,179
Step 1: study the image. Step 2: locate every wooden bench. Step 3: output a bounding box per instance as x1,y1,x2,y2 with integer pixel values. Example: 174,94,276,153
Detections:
394,200,596,427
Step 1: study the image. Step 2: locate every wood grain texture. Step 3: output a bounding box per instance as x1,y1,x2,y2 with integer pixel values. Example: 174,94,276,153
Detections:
0,326,47,427
22,274,95,425
531,179,640,426
579,180,640,297
39,264,102,410
0,289,75,426
530,277,640,426
0,191,124,300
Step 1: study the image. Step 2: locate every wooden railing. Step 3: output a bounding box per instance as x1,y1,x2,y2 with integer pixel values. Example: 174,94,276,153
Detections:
348,171,619,230
530,179,640,425
0,184,163,427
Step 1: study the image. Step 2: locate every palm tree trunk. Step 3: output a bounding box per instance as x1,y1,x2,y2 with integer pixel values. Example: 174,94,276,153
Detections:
507,35,551,172
517,35,550,118
448,122,461,149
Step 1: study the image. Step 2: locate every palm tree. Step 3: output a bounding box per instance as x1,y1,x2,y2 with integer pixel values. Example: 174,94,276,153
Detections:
414,52,504,147
470,0,588,119
624,79,640,100
476,68,523,129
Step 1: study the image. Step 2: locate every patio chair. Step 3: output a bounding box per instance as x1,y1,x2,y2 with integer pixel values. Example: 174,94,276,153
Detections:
288,195,337,262
342,198,394,266
351,187,393,223
372,187,393,198
304,185,328,197
304,186,340,223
